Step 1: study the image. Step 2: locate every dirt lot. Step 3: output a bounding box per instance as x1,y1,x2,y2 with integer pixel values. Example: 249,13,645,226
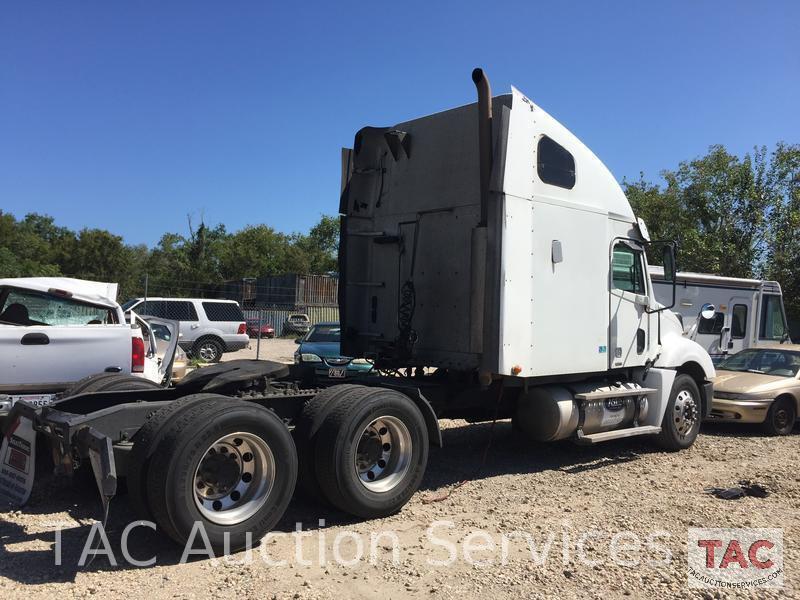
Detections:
1,349,797,598
221,338,299,364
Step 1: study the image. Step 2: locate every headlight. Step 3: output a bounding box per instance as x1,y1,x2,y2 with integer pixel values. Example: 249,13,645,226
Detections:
301,353,322,363
351,358,371,365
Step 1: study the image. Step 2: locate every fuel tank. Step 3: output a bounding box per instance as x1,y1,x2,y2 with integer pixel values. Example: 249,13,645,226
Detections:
514,383,650,442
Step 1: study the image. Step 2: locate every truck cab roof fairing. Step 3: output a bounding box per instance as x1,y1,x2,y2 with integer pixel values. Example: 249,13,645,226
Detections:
502,87,635,221
340,86,636,224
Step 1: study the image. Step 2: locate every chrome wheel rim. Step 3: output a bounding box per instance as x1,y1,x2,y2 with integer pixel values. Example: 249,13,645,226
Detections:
198,343,218,361
193,432,275,525
354,416,412,493
673,389,698,437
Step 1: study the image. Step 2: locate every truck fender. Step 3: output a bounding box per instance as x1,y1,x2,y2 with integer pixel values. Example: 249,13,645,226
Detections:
655,331,716,380
369,383,443,448
650,331,716,420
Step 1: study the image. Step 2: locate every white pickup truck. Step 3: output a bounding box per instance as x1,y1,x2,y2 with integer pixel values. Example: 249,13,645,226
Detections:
0,277,178,417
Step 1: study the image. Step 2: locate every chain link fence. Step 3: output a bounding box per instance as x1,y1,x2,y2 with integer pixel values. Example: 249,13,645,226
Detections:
243,305,340,359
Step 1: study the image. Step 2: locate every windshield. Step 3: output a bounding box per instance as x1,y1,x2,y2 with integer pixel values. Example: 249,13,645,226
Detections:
306,324,340,343
718,349,800,377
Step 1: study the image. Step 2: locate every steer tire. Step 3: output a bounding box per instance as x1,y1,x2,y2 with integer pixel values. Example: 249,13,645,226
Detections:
293,384,368,500
761,397,797,436
127,394,227,520
655,374,702,451
192,338,224,363
145,398,297,552
314,387,428,519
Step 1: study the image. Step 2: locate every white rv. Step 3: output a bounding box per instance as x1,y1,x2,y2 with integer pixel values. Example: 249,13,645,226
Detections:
650,267,791,362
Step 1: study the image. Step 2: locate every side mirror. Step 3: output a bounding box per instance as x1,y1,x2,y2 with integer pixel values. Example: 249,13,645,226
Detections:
700,303,716,320
643,239,677,312
294,338,302,344
662,245,676,283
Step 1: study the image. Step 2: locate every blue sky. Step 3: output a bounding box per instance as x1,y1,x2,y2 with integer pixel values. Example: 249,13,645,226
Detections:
1,1,798,247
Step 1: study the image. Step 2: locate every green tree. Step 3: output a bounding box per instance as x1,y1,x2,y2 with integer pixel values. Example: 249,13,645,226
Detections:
762,143,800,330
295,214,339,273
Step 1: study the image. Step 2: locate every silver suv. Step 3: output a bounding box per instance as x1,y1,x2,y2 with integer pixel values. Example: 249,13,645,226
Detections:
122,297,249,362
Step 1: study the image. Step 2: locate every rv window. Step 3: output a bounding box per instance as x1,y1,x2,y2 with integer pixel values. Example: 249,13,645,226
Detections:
611,243,645,294
698,312,725,335
731,304,747,339
759,295,787,340
537,136,575,189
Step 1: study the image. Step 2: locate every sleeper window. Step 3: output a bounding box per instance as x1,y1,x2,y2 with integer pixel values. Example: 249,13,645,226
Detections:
537,136,576,189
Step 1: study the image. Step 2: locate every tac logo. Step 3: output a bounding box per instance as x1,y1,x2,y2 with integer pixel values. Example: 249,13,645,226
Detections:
687,528,784,589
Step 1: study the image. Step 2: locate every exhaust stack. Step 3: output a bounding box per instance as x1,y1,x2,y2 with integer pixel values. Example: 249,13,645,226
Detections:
471,67,492,227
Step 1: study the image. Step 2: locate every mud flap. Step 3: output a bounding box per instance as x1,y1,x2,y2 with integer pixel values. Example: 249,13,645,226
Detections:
76,428,117,522
0,416,37,506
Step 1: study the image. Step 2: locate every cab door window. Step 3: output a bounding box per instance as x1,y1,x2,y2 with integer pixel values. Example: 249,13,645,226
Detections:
611,243,646,294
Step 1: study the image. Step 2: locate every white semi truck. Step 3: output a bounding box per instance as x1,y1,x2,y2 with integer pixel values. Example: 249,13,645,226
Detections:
650,266,791,362
1,69,714,553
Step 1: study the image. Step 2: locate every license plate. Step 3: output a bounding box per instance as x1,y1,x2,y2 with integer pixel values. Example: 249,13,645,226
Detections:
328,367,347,379
10,394,55,408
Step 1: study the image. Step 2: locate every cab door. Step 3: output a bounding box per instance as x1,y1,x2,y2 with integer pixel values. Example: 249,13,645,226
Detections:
609,241,650,369
134,315,179,384
722,297,751,356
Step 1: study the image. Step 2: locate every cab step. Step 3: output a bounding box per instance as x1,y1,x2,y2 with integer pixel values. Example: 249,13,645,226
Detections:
575,425,661,445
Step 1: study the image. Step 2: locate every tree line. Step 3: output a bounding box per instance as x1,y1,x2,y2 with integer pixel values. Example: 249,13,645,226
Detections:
0,213,339,300
624,143,799,328
1,142,797,325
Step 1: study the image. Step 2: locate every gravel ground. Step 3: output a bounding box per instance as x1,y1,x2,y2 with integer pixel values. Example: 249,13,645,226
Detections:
1,351,797,598
220,338,299,364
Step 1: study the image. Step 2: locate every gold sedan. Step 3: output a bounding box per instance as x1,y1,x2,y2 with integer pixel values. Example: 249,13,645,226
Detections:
710,345,800,435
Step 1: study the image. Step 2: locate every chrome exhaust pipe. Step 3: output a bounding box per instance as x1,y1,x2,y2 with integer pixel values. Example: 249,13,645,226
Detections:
472,67,492,227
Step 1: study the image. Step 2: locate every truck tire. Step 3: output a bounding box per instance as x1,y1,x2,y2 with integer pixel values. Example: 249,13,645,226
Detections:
655,374,702,451
145,398,297,552
761,396,796,436
193,338,224,363
63,372,128,397
313,387,428,519
294,384,368,499
93,376,162,392
64,373,161,397
127,394,228,520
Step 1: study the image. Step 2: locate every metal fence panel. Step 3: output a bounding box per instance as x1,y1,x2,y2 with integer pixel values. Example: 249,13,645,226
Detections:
306,305,339,324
